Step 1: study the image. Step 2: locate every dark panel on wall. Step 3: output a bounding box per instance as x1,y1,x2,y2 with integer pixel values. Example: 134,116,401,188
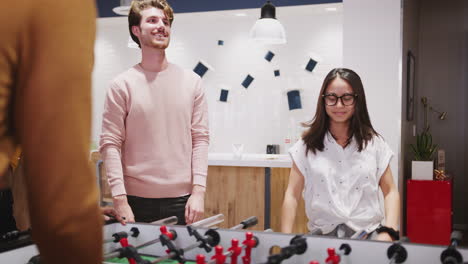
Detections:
193,61,209,78
97,0,342,18
242,75,254,89
219,89,229,102
287,90,302,110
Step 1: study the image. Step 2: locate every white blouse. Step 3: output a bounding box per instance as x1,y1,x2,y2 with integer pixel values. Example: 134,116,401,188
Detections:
288,132,393,234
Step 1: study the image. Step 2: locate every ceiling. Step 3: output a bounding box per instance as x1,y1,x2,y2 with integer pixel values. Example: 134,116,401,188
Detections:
97,0,342,17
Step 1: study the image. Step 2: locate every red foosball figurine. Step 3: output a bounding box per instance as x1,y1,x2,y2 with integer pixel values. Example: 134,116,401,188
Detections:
325,248,340,264
196,254,207,264
119,237,137,264
242,232,256,264
229,239,242,264
159,225,177,255
160,225,175,240
211,245,227,264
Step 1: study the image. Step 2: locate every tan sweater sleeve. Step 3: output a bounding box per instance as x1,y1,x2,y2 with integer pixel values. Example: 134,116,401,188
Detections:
13,1,102,263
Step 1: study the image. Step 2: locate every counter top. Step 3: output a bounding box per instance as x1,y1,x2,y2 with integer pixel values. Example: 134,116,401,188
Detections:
208,153,292,168
90,150,292,168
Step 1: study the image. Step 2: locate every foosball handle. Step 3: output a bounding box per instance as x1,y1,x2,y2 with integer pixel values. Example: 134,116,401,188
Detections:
229,239,242,264
240,216,258,229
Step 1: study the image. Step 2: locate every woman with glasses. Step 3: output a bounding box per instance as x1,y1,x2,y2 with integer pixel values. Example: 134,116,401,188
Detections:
281,68,400,242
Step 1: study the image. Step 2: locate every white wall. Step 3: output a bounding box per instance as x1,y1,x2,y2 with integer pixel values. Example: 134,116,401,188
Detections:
343,0,402,184
92,1,403,187
92,3,343,154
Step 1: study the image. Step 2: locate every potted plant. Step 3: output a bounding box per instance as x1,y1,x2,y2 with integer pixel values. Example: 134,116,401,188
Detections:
410,129,437,180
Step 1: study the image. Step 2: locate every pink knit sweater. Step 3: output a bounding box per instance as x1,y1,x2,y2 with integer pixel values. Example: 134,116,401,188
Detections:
99,63,209,198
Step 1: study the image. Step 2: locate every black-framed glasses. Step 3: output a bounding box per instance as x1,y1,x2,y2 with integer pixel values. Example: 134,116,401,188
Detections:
322,93,357,106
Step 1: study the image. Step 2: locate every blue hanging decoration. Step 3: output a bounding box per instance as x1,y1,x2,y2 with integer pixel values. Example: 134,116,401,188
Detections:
305,58,318,72
219,89,229,102
193,61,209,78
264,51,275,62
242,74,254,89
287,90,302,110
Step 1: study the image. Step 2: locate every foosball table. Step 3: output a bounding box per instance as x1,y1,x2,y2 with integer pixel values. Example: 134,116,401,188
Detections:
1,215,468,264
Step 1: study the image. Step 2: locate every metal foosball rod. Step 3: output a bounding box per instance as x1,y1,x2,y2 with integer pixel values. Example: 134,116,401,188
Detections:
207,216,260,264
151,216,179,225
229,216,258,230
150,228,221,263
103,214,225,260
116,236,150,264
151,216,260,264
206,232,259,264
190,214,225,228
135,214,225,250
263,235,308,264
103,216,178,245
103,224,175,260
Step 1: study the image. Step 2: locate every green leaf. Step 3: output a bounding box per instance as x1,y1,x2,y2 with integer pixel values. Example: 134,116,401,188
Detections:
410,131,437,161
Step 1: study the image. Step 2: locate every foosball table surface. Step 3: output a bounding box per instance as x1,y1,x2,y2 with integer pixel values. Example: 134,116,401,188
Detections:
2,222,468,263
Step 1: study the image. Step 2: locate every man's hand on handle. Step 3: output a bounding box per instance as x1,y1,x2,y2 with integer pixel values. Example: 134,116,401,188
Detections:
185,185,205,224
112,195,135,223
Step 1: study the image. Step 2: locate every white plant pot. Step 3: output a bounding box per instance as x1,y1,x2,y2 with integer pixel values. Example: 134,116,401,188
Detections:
411,161,434,180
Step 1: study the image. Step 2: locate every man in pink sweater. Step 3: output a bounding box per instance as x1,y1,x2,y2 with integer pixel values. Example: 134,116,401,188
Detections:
99,0,209,225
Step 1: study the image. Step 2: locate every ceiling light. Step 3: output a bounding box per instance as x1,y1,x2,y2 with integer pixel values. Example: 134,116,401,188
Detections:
249,1,286,45
113,0,132,16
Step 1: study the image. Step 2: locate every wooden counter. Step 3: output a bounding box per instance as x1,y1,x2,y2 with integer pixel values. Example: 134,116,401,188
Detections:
90,151,308,233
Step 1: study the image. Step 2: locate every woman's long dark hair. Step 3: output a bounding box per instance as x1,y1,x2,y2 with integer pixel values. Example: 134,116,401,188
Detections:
302,68,378,155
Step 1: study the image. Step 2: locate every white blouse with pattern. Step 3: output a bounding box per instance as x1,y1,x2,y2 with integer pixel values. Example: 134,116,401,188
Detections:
288,132,393,234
